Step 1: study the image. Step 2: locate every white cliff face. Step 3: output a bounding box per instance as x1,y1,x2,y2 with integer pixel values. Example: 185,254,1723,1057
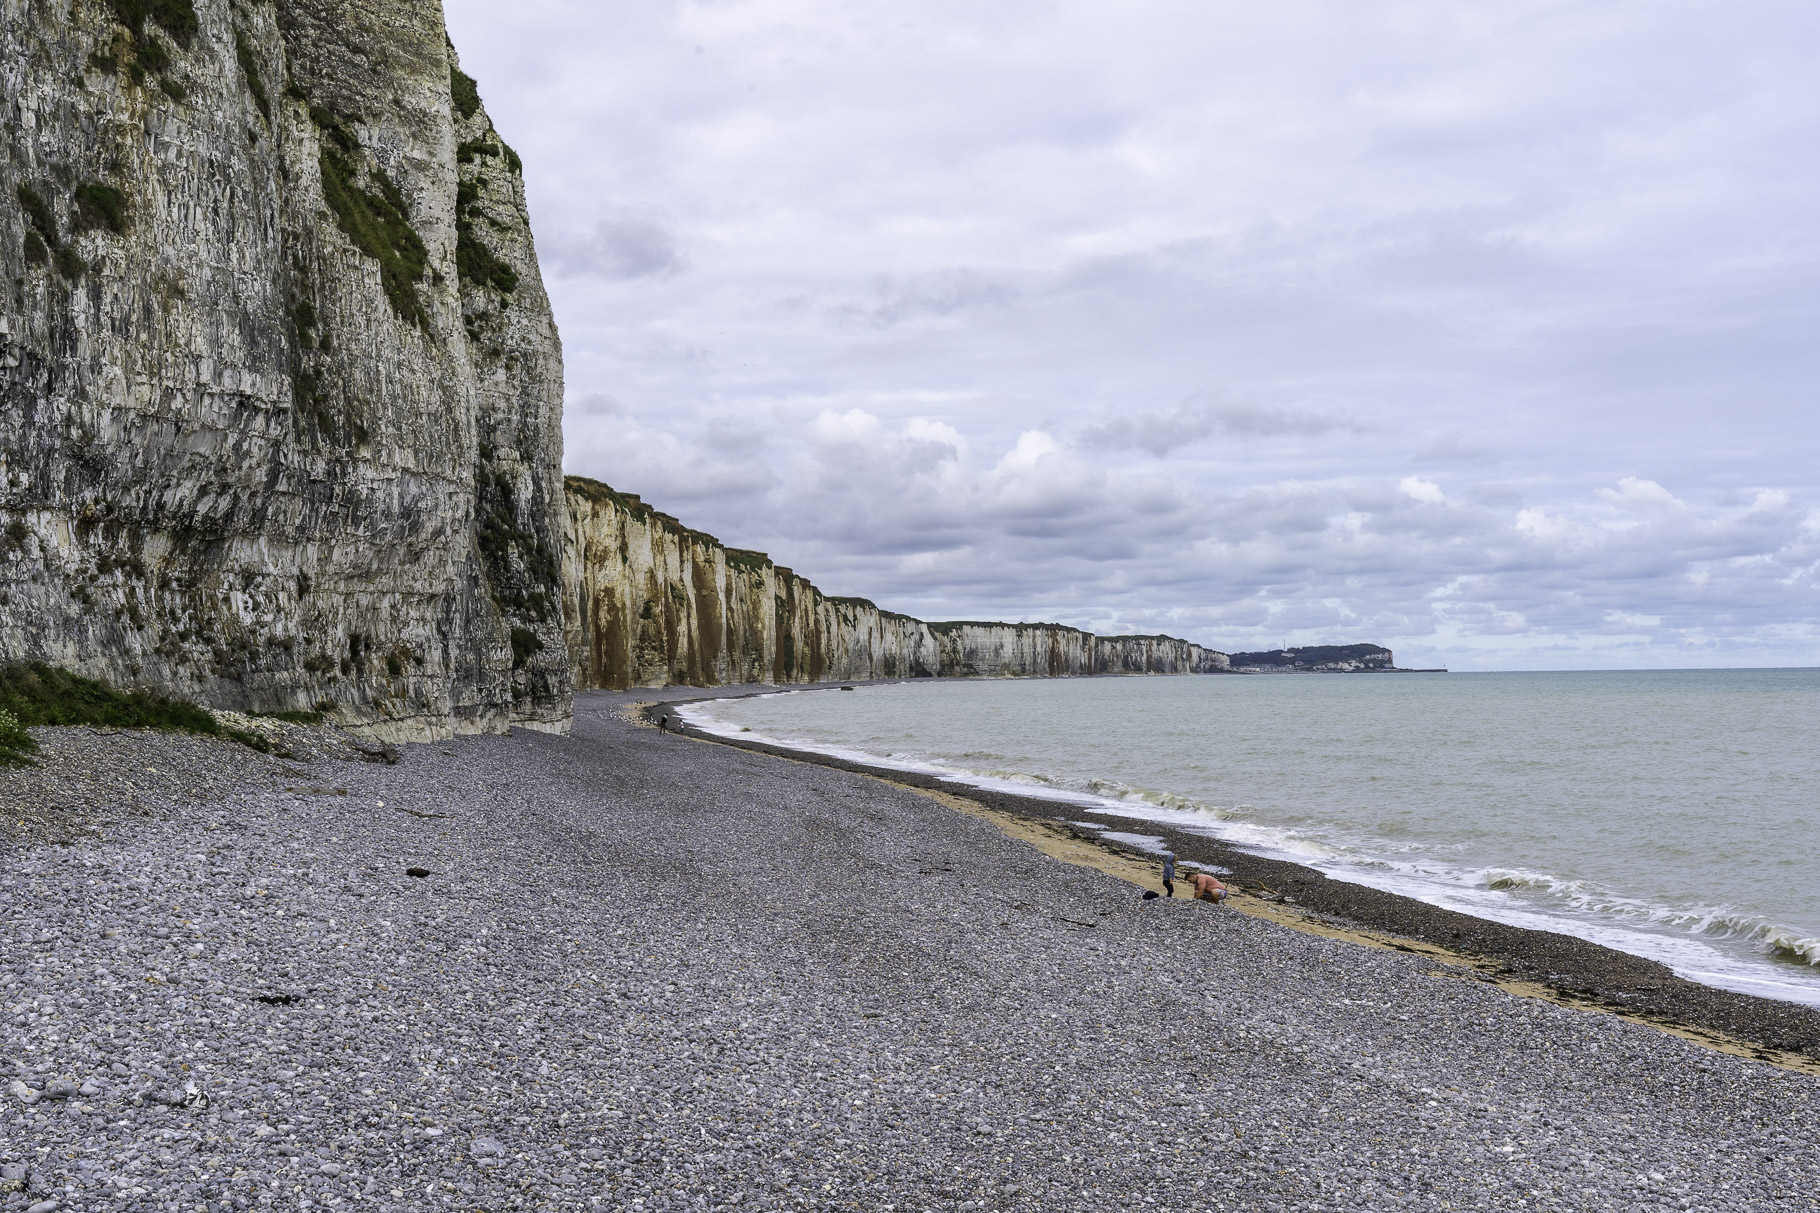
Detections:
929,623,1230,677
563,479,940,689
0,0,569,739
1092,634,1230,675
563,476,1230,690
928,621,1095,677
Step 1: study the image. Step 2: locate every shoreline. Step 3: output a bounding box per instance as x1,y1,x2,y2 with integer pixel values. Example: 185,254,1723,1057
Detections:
649,683,1820,1071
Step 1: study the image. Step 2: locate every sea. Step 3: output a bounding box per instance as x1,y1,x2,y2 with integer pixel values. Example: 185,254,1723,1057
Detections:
679,669,1820,1008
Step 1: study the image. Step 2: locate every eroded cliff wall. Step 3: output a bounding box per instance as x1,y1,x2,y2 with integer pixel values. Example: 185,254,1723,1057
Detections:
0,0,568,739
1093,634,1230,675
926,623,1228,677
563,476,1231,690
564,478,939,689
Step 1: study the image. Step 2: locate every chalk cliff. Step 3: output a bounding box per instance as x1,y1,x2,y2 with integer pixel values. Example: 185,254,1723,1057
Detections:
927,622,1228,678
0,0,569,740
563,476,1231,690
564,478,935,688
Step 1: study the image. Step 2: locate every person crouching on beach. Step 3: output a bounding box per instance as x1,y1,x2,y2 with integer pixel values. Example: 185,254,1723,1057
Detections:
1192,873,1229,903
1161,852,1176,898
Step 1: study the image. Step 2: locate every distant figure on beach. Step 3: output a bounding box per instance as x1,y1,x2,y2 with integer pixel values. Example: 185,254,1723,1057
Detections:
1161,852,1176,898
1192,873,1229,903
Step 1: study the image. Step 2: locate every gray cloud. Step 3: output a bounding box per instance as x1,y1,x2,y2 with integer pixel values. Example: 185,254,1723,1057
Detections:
831,270,1019,328
1080,395,1357,456
567,391,624,417
546,210,687,281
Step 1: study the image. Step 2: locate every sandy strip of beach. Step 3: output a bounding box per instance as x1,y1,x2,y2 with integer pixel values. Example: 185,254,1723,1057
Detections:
1,685,1816,1212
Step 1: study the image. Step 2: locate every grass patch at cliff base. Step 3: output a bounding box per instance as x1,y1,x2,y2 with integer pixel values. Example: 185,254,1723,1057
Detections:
0,707,33,768
0,663,285,765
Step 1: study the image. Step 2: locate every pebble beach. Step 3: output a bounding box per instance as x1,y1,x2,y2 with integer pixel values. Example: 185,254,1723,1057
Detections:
3,687,1818,1212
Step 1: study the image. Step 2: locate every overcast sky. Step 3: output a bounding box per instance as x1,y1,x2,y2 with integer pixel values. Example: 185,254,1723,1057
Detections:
443,0,1820,670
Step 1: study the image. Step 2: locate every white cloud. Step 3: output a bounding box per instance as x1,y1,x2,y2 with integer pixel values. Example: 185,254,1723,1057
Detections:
810,408,886,446
1598,477,1682,512
995,431,1063,474
1399,476,1446,504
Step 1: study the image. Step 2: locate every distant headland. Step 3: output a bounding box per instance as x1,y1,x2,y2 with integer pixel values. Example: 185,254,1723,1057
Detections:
1226,644,1445,674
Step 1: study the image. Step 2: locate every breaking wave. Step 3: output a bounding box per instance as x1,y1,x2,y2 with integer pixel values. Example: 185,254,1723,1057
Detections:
1470,869,1820,968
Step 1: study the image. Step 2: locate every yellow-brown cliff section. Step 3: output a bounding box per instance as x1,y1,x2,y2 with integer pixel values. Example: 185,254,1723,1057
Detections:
562,476,1231,691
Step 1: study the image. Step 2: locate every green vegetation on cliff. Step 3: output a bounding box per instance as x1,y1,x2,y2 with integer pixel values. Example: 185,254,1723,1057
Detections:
725,548,772,573
233,28,271,121
0,708,32,768
927,619,1084,635
73,182,129,235
16,183,85,281
566,475,650,517
450,64,481,119
103,0,198,48
94,0,195,97
310,105,428,327
455,178,518,295
448,67,523,301
826,595,882,613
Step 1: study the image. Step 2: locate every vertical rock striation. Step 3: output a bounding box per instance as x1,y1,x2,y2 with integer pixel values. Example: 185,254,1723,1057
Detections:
564,477,938,689
0,0,568,739
926,623,1229,677
563,475,1231,690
